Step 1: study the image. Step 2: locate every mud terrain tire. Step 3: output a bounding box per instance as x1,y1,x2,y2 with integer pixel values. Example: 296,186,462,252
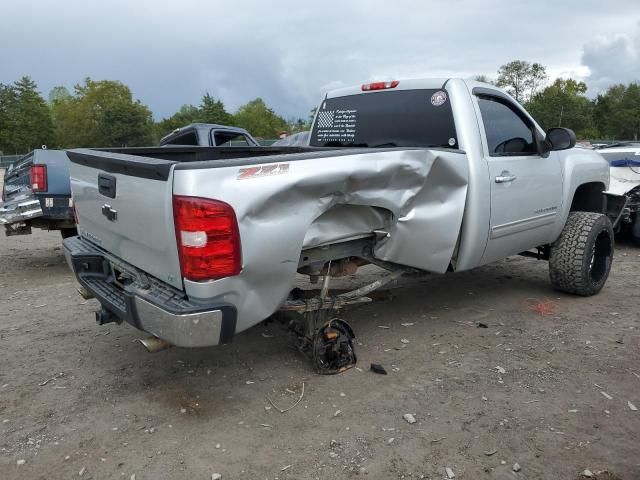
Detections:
549,212,613,296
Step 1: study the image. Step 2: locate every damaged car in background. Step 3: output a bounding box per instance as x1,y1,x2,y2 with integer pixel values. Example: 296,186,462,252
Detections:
597,142,640,244
1,149,76,238
63,78,623,374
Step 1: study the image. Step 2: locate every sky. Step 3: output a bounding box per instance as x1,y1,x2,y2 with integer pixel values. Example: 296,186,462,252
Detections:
1,0,639,121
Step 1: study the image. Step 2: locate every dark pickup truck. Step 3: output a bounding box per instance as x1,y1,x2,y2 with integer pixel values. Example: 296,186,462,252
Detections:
0,149,76,237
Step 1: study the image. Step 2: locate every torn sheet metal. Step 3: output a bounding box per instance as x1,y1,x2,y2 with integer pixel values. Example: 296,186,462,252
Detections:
0,192,43,225
608,165,640,196
174,148,469,332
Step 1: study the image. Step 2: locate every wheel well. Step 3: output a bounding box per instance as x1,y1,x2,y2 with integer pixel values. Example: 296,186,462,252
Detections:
570,182,606,213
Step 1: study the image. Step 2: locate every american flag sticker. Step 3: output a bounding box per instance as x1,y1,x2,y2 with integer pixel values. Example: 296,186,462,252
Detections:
316,110,335,128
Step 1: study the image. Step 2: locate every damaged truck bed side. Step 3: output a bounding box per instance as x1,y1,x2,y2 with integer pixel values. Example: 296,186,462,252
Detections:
63,78,622,372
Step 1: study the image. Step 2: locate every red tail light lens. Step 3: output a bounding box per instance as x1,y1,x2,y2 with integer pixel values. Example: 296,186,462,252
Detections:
30,165,48,192
361,80,399,91
173,196,241,281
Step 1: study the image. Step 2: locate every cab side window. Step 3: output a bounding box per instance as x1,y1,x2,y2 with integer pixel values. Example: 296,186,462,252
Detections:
164,131,198,146
213,131,251,146
477,96,537,156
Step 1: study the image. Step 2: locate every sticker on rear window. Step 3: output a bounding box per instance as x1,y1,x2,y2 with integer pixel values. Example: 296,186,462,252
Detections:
314,109,357,143
431,91,447,106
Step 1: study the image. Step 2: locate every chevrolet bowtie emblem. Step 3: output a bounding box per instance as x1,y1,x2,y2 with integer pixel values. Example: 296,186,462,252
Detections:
101,204,118,222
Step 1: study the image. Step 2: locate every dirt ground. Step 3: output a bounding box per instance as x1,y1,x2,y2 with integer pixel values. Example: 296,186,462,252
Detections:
1,229,639,480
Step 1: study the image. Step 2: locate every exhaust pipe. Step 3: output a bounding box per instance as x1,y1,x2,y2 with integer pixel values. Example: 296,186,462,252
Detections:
139,336,173,353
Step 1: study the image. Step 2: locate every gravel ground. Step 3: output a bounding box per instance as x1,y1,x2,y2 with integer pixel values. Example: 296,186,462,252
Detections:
0,229,639,479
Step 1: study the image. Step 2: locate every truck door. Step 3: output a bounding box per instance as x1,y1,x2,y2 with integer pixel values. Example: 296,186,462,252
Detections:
476,93,563,264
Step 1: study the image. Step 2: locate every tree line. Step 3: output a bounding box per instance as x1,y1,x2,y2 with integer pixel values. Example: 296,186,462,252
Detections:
0,77,309,154
1,63,639,154
479,60,640,141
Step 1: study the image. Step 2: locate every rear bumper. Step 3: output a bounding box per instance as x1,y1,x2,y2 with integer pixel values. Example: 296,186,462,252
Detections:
1,192,74,235
63,235,237,347
37,194,75,221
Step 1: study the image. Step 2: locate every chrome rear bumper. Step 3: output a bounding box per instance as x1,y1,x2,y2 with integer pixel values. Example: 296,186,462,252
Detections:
62,235,237,347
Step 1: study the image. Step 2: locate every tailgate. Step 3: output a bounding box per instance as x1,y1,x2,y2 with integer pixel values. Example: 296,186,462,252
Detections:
67,149,183,290
2,153,33,202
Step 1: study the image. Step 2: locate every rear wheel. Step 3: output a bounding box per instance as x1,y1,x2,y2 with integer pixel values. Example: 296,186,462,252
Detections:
549,212,614,296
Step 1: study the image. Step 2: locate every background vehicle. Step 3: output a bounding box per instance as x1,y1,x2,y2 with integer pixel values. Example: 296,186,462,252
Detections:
0,149,76,237
0,124,259,238
596,142,640,244
271,131,310,147
64,78,622,372
160,123,260,147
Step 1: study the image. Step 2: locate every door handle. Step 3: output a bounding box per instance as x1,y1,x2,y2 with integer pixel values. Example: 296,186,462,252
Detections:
495,171,517,183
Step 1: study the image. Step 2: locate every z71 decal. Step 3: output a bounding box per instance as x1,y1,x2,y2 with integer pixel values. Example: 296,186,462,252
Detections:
237,163,290,180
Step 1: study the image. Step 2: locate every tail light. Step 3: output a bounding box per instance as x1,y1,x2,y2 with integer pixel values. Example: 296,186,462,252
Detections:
361,80,399,91
30,165,48,192
173,195,241,281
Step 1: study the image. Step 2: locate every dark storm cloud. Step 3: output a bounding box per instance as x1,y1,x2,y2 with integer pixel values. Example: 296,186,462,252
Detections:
1,0,639,119
581,21,640,94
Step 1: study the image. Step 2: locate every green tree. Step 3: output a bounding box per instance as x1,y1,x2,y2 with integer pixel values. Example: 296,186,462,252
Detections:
199,93,232,125
527,78,595,138
472,74,494,84
154,93,233,141
496,60,547,103
52,78,153,148
0,83,17,153
0,77,54,153
286,117,309,134
154,104,200,141
233,98,287,138
594,83,640,140
48,86,71,104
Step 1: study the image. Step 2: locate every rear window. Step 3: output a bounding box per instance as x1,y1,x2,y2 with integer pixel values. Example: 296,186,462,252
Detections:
164,131,198,146
310,89,458,149
213,131,252,146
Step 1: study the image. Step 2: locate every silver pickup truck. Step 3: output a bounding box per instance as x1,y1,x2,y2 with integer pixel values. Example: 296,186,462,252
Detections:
63,78,624,373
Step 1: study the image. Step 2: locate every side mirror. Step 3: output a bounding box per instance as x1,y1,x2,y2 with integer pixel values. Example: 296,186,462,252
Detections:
546,127,576,151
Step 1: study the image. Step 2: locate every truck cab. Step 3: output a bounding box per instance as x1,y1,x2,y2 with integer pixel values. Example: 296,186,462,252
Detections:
159,123,260,147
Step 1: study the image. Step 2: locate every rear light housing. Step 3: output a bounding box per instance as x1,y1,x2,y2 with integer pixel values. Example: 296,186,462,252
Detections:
71,200,79,225
173,195,242,281
361,80,399,91
30,165,48,192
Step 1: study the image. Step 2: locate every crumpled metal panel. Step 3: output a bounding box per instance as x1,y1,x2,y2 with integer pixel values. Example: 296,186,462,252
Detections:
0,192,43,225
608,166,640,195
174,148,469,333
374,152,469,270
302,204,390,248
